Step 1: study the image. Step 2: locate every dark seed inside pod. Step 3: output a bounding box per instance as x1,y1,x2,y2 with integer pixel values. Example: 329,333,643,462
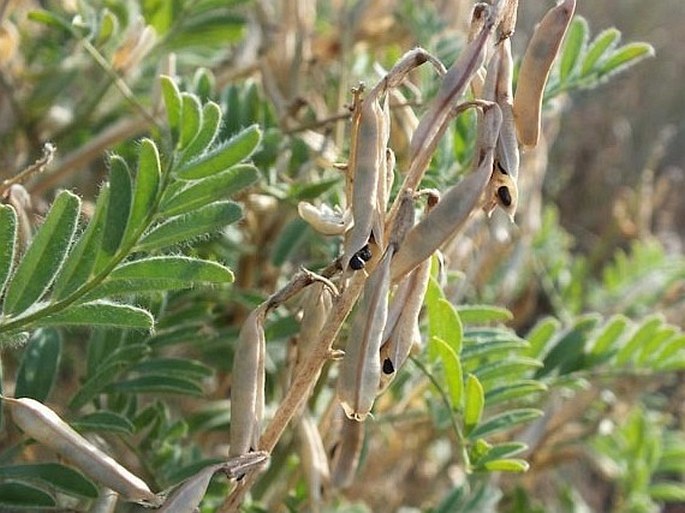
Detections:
497,186,512,207
382,358,395,375
356,244,372,262
497,160,509,175
349,254,365,270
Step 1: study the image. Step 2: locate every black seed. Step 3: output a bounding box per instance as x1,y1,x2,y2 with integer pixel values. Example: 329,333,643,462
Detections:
497,186,512,207
382,358,395,375
356,244,372,262
349,254,365,270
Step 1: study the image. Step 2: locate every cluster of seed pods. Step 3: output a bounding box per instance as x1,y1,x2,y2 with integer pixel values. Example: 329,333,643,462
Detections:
230,0,576,508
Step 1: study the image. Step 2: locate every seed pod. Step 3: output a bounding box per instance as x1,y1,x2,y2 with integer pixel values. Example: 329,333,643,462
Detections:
158,452,268,513
495,39,520,182
391,103,502,282
343,96,384,269
483,160,518,220
298,201,348,236
297,282,333,371
388,189,415,249
88,489,118,513
4,396,160,506
230,306,267,456
297,415,330,510
513,0,576,148
379,258,430,391
337,247,393,421
330,414,364,489
408,8,494,189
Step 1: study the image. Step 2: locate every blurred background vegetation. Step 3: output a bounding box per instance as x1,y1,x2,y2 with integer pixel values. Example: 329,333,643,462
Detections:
0,0,683,512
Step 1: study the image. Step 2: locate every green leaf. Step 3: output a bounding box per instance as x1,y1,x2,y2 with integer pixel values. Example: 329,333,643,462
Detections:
474,442,528,466
431,336,463,410
525,317,561,359
462,339,529,363
52,184,110,300
179,93,203,150
94,156,132,272
160,164,259,216
598,42,654,78
467,408,543,440
14,329,61,402
270,217,309,267
106,375,204,395
27,9,72,32
426,279,463,357
615,314,662,366
35,301,153,329
164,13,244,51
175,124,261,179
180,101,223,163
87,256,233,299
137,201,242,251
463,374,484,435
649,482,685,502
0,481,56,508
161,75,182,142
474,357,543,382
70,344,150,409
2,190,81,315
589,314,629,356
484,380,547,406
123,138,160,244
536,315,600,377
456,305,513,324
72,411,134,434
0,463,98,498
130,357,213,379
560,16,588,81
481,458,529,472
0,204,17,297
581,27,620,76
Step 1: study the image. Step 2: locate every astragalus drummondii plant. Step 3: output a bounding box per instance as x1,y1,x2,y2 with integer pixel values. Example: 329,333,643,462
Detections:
0,1,681,512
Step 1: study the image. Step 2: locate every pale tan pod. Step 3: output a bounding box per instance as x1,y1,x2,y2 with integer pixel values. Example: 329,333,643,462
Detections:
343,97,383,269
513,0,576,148
379,257,431,391
330,414,364,489
372,94,392,246
88,489,118,513
4,396,160,506
297,282,333,371
229,306,267,456
297,415,330,511
337,247,393,421
158,463,220,513
495,39,520,182
391,104,502,282
405,13,494,193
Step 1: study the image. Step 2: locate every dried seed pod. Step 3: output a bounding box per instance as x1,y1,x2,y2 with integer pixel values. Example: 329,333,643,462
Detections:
391,103,502,282
4,396,160,506
337,247,394,420
387,188,415,249
297,415,331,510
343,96,384,269
297,282,333,371
88,489,118,513
158,452,268,513
482,160,518,220
230,306,267,456
409,6,494,182
298,201,348,235
495,39,520,182
379,258,430,391
330,414,364,489
513,0,576,148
